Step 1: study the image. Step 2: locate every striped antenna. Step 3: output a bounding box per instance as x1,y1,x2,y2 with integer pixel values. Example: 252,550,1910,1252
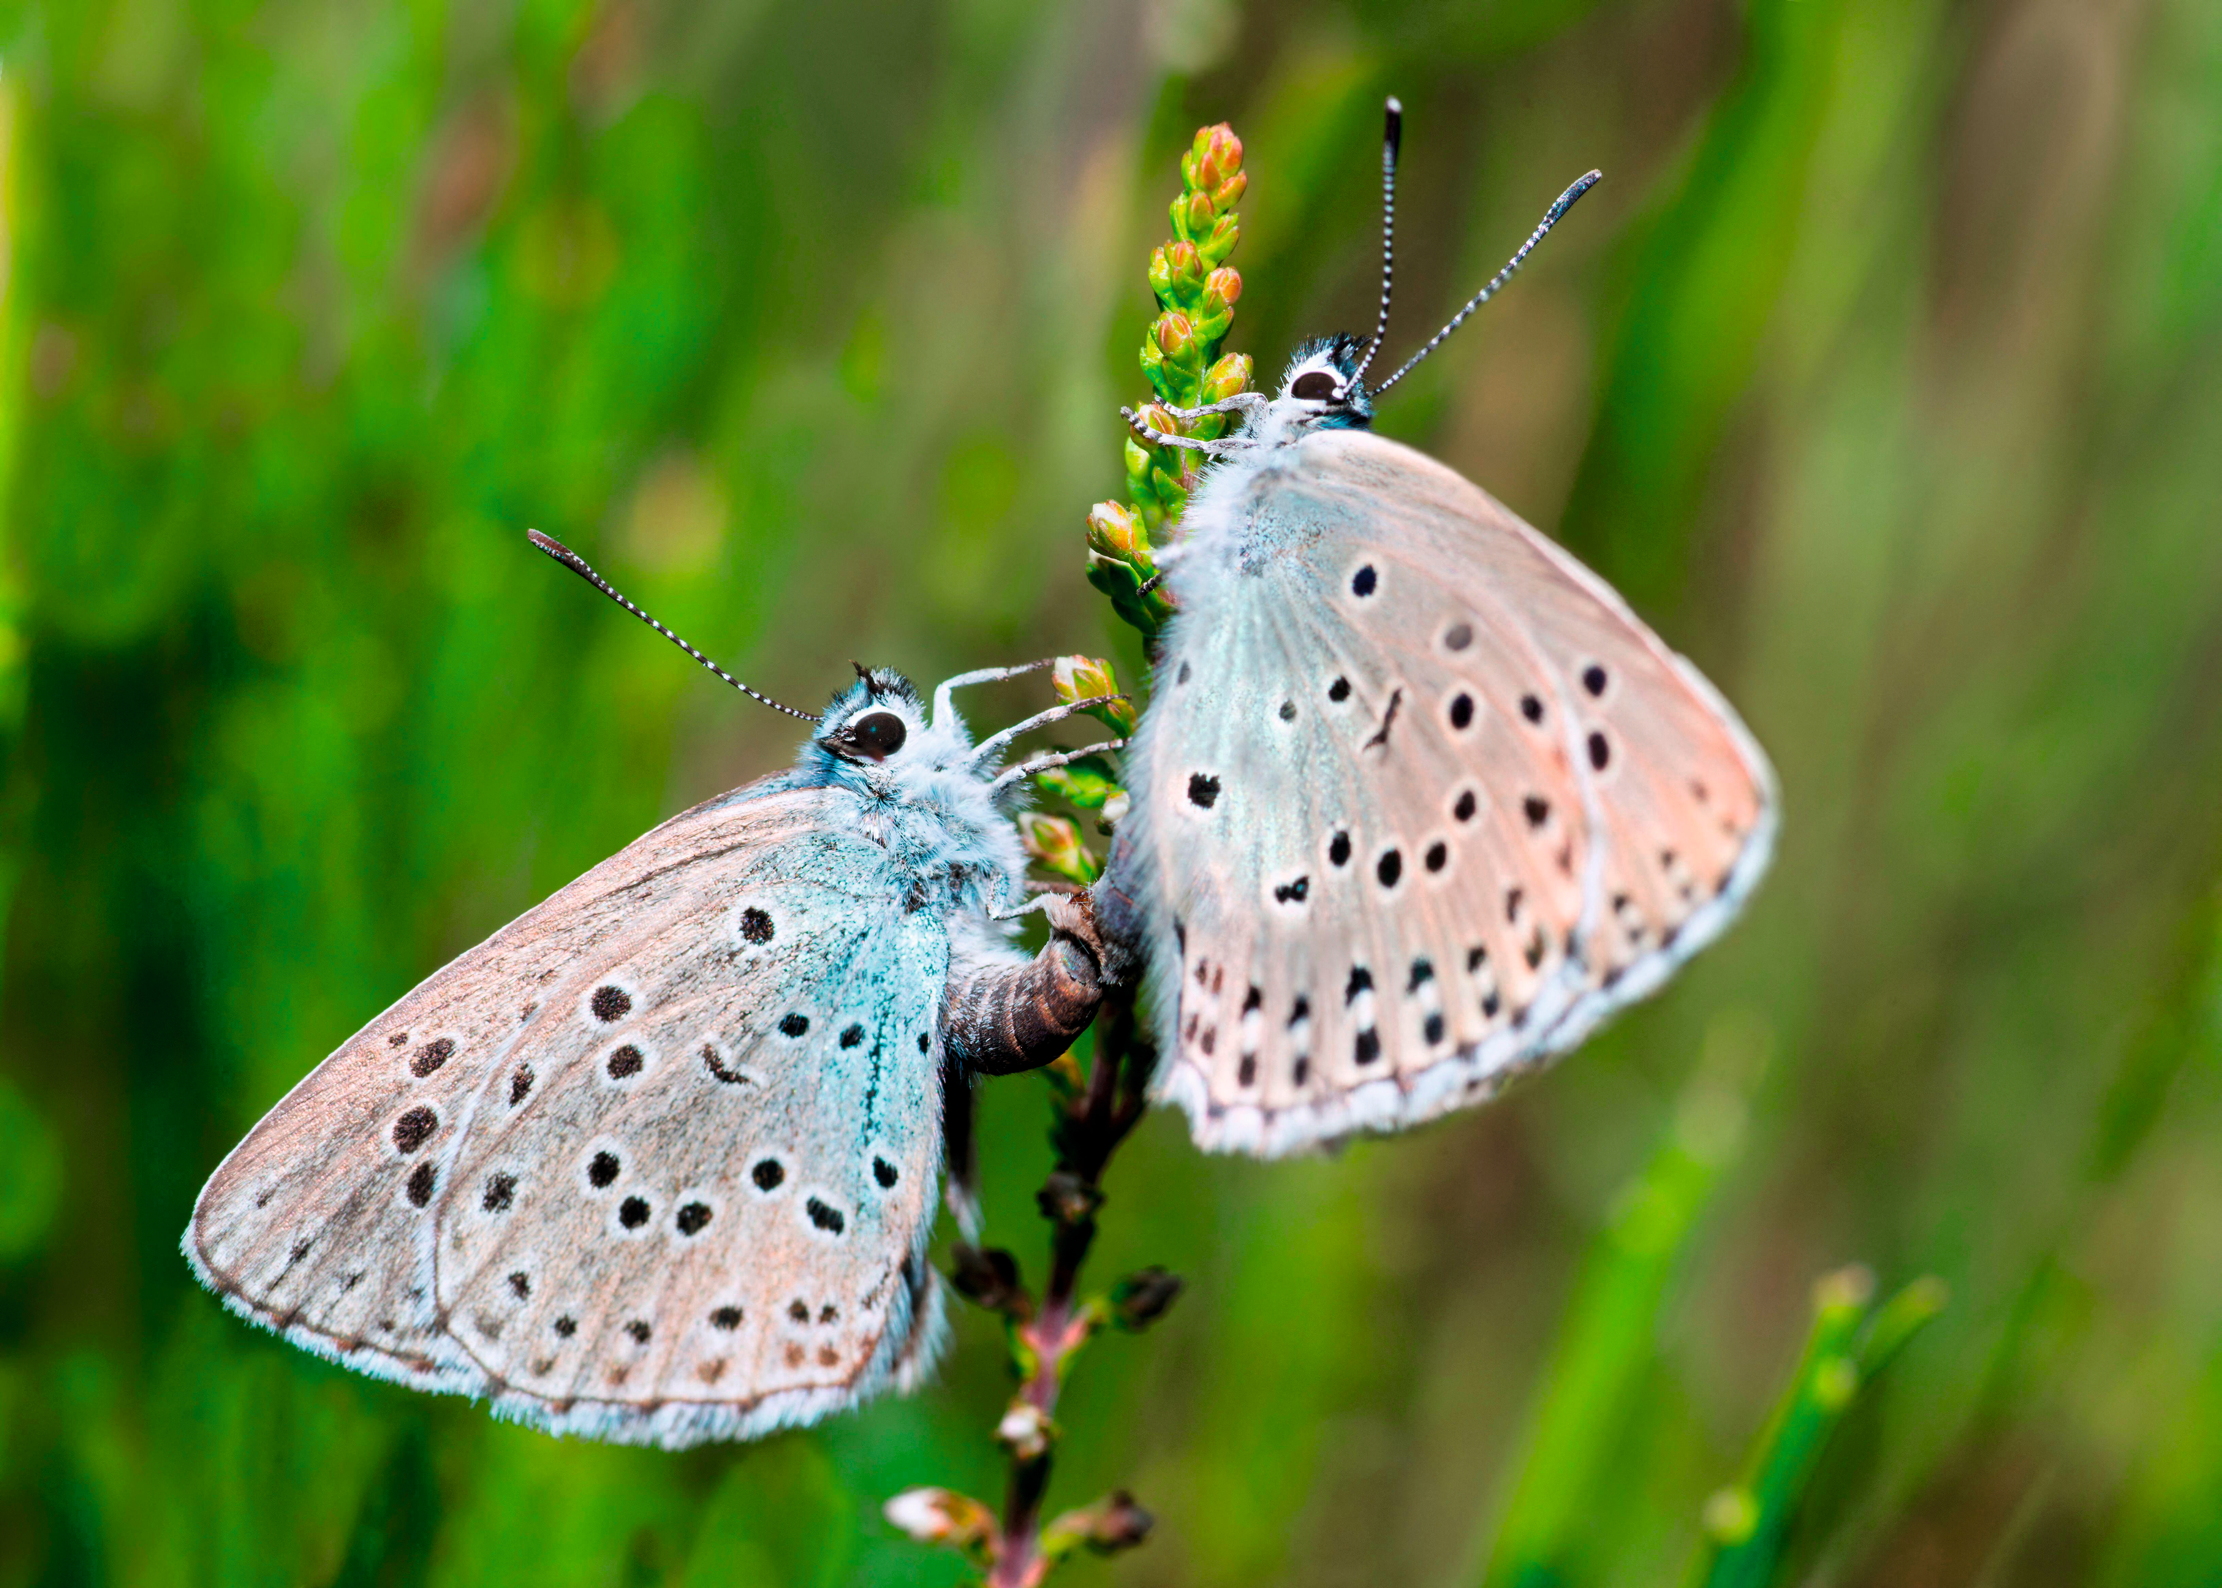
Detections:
1370,168,1602,398
1347,97,1403,390
526,530,822,723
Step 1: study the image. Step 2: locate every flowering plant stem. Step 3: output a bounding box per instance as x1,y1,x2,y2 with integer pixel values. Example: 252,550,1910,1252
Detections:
983,992,1156,1586
887,122,1244,1583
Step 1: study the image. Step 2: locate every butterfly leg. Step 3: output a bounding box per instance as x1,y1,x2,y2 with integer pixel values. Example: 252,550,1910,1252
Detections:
1165,391,1271,428
943,893,1109,1076
968,698,1126,767
930,658,1059,730
1117,406,1252,455
990,739,1127,793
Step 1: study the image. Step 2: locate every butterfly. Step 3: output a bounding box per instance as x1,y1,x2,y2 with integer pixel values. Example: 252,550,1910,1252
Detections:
1104,101,1778,1156
184,533,1115,1448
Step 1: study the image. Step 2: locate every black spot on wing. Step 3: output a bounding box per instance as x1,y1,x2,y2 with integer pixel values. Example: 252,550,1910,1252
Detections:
392,1107,437,1153
590,985,631,1022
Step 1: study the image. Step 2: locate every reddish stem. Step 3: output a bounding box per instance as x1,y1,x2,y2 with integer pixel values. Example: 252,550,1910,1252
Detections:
983,991,1151,1588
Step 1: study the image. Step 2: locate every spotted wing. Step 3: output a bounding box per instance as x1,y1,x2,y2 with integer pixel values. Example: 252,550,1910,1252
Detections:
185,783,951,1448
1122,427,1775,1154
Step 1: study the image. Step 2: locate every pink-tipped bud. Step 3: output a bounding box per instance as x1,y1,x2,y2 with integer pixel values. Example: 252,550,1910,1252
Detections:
1165,239,1202,286
1154,312,1195,359
1193,123,1242,190
1204,266,1242,307
1183,188,1216,236
1203,352,1253,403
1085,500,1145,559
1212,170,1248,210
884,1487,998,1551
1136,402,1179,437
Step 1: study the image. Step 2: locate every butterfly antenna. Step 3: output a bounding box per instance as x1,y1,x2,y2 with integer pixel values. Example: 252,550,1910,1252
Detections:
1348,97,1403,390
1370,168,1602,398
526,531,822,723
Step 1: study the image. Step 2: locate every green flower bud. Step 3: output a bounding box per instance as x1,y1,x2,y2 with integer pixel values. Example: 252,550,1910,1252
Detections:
1203,266,1242,309
1212,170,1248,210
1165,239,1203,289
1147,245,1174,303
1136,401,1179,437
1053,655,1138,735
1154,312,1196,360
1203,352,1253,403
1198,209,1241,267
1086,500,1146,559
1016,812,1101,885
1182,188,1215,237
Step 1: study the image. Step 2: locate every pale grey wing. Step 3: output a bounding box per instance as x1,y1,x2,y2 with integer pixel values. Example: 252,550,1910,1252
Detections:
1124,430,1775,1156
1301,429,1777,1046
186,783,950,1448
1124,468,1596,1156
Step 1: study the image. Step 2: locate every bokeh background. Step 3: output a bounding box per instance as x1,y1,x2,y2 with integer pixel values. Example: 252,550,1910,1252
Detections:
2,0,2221,1583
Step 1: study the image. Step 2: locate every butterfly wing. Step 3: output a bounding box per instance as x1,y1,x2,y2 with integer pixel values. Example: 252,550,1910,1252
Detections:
186,782,951,1447
1122,427,1776,1154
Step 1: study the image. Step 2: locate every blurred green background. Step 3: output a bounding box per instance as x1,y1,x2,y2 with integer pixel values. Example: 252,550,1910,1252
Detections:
3,0,2222,1583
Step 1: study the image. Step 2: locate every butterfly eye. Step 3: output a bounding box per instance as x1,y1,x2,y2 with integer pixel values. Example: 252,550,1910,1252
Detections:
1290,370,1342,402
845,711,908,759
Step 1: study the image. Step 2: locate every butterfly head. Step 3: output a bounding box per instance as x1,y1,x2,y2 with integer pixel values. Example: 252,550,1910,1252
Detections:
804,665,991,790
1273,335,1376,434
815,668,927,763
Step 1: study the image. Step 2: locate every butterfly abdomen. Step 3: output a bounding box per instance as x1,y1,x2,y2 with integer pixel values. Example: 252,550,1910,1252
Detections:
941,894,1108,1077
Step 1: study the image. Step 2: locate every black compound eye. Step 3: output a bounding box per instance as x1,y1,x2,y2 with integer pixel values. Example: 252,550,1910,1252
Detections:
1290,370,1341,402
845,711,908,759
